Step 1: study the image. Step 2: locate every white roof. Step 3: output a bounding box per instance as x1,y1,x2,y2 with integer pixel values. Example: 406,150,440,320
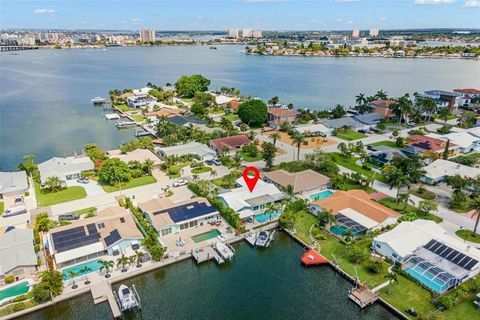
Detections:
293,123,331,134
38,156,94,183
340,208,378,229
215,95,233,105
218,178,286,212
0,229,36,275
466,127,480,138
427,132,480,149
0,171,28,194
133,87,152,96
157,142,216,158
108,149,161,166
423,159,480,180
374,220,480,261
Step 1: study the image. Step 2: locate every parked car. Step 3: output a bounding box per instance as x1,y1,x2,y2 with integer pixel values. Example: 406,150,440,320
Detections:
58,213,80,221
173,179,188,187
205,159,214,165
212,159,222,166
139,252,151,263
14,196,24,204
358,129,367,134
77,178,89,184
3,206,27,218
407,122,416,127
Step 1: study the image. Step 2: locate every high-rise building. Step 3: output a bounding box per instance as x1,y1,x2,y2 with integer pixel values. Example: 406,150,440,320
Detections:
242,28,253,38
252,30,262,38
228,28,239,38
369,28,379,37
139,29,155,43
352,29,360,38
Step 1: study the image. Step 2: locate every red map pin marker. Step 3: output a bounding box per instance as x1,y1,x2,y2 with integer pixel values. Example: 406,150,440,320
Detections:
242,166,260,192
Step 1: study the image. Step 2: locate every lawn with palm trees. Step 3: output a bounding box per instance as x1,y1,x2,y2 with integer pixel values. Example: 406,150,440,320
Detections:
333,129,367,141
100,175,157,192
34,181,87,206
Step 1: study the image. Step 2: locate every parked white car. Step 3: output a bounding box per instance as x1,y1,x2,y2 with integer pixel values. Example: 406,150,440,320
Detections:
173,179,188,187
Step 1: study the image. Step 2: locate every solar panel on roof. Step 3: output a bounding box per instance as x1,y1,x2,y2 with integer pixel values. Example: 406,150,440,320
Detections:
452,253,467,265
52,226,101,253
104,229,121,247
153,201,217,223
463,259,478,271
424,240,479,271
86,223,98,235
439,247,454,258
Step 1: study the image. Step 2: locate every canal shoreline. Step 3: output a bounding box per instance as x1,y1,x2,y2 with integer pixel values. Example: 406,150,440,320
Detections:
1,222,408,320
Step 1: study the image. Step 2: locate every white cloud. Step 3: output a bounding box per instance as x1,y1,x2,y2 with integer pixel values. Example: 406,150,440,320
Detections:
463,0,480,7
414,0,455,5
33,8,56,15
131,18,141,24
346,20,353,24
336,18,343,22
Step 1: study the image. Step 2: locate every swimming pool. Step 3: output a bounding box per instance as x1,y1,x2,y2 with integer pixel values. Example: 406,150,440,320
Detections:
404,266,449,293
62,259,102,280
309,190,334,201
255,211,279,223
330,225,364,238
0,281,31,303
192,229,221,243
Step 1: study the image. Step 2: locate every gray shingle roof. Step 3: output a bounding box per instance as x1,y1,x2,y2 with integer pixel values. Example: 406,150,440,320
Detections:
0,171,28,195
0,229,36,276
321,117,360,129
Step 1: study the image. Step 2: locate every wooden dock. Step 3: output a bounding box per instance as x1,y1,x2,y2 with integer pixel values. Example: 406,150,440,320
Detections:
90,281,121,318
192,246,224,264
348,284,378,308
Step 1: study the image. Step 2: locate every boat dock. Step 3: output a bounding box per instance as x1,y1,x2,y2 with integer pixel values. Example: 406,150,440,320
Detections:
192,245,226,264
105,113,120,120
90,281,121,318
115,121,136,128
134,129,152,137
348,284,378,308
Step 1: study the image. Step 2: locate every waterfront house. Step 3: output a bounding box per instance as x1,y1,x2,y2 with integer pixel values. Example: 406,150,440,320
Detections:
405,135,460,159
263,169,330,196
47,207,143,268
309,190,400,237
453,88,480,107
127,87,158,109
156,142,217,161
38,156,94,185
370,99,395,119
139,197,219,237
0,171,28,198
292,123,332,137
146,107,183,119
229,100,240,113
167,115,206,127
217,178,286,223
210,134,250,155
426,132,480,154
352,112,385,128
420,159,480,185
267,108,299,129
368,146,408,167
372,220,480,292
0,229,37,282
107,149,161,168
214,95,234,106
321,116,364,131
421,90,461,111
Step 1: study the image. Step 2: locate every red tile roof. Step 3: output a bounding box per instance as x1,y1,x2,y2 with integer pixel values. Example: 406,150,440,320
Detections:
267,108,299,118
370,99,395,108
211,134,250,151
454,88,480,95
407,135,457,152
230,100,240,110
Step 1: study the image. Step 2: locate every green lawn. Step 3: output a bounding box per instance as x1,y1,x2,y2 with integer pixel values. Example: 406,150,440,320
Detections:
115,104,134,112
191,166,213,174
239,151,263,162
455,229,480,244
72,207,97,215
167,162,191,178
431,114,457,121
377,197,443,223
222,114,240,122
369,140,402,149
100,175,157,192
131,114,145,123
34,181,87,207
379,274,437,318
0,202,3,213
208,107,224,114
441,293,479,320
329,152,388,183
334,129,367,141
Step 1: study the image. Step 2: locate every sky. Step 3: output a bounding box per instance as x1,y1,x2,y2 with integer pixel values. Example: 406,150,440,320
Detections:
1,0,480,31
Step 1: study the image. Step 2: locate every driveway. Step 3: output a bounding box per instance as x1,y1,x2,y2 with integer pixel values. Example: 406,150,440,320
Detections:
66,179,106,196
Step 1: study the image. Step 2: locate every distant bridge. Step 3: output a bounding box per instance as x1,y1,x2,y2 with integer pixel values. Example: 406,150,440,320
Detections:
0,46,39,52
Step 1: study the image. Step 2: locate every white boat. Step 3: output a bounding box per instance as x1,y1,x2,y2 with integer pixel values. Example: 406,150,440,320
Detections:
255,231,271,247
91,97,107,104
214,242,235,260
117,284,138,311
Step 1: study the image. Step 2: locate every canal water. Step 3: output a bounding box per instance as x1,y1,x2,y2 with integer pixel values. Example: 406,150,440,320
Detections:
1,45,479,170
19,232,398,320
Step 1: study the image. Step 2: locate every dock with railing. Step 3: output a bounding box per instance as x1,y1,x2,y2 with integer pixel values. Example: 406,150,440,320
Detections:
90,281,121,318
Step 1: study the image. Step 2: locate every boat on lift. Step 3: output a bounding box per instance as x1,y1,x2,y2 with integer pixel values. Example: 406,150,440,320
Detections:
117,284,139,311
91,97,107,104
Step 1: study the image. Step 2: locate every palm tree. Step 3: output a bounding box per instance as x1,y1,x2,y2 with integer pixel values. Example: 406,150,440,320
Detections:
264,203,280,222
391,95,413,124
134,251,145,268
343,230,354,245
438,106,451,124
355,93,367,107
210,169,218,178
318,209,335,227
374,90,388,100
98,260,114,278
269,132,280,147
285,184,295,198
292,134,308,161
143,159,154,175
420,98,436,122
79,266,92,285
384,269,399,295
117,254,130,272
470,196,480,236
40,270,64,297
67,271,79,289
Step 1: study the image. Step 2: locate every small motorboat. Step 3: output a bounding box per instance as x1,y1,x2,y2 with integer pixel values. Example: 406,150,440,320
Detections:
118,284,139,310
91,97,107,104
255,231,270,247
214,242,234,260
